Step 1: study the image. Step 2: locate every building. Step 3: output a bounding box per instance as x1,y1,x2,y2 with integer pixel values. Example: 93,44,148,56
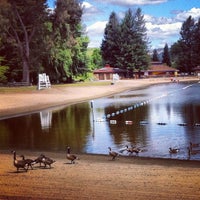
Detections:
93,64,127,80
192,66,200,76
142,62,179,77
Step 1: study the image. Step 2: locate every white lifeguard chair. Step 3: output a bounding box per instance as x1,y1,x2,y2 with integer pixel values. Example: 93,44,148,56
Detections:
37,73,51,90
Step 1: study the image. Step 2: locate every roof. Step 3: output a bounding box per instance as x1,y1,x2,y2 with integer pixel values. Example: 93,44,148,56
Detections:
143,64,178,72
192,66,200,71
93,64,126,74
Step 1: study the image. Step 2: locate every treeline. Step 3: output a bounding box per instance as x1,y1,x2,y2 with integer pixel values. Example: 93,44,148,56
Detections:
0,0,89,84
170,16,200,73
0,1,200,85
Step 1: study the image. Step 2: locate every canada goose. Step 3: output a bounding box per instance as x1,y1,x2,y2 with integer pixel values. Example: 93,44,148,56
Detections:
34,154,46,167
169,147,180,154
190,142,199,150
41,155,56,168
108,147,118,160
20,155,35,170
11,151,28,172
66,146,78,164
125,145,141,155
187,147,200,155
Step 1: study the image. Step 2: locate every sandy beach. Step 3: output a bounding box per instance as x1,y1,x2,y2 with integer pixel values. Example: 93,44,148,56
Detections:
0,77,200,199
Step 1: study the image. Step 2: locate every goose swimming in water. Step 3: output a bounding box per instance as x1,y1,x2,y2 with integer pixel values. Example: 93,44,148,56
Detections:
169,147,180,154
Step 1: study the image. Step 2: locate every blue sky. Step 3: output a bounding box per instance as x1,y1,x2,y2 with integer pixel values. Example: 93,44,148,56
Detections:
47,0,200,49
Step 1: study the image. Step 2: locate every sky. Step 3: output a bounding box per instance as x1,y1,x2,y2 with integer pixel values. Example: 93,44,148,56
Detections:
47,0,200,49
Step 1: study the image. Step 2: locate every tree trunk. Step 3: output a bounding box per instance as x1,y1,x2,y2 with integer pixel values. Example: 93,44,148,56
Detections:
22,58,30,83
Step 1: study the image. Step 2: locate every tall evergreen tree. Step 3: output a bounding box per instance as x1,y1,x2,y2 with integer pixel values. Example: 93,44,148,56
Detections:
192,18,200,67
152,49,159,61
170,16,198,72
179,16,195,72
162,44,171,66
101,11,120,66
101,8,149,77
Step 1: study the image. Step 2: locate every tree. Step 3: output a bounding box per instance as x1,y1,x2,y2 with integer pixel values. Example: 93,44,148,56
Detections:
0,0,48,83
101,8,149,77
101,11,120,66
0,56,9,83
152,49,159,61
46,0,89,83
192,18,200,67
90,48,102,70
170,16,200,73
162,44,171,66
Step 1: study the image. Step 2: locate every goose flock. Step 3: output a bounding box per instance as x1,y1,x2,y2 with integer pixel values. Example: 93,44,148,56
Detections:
11,151,55,172
11,142,200,171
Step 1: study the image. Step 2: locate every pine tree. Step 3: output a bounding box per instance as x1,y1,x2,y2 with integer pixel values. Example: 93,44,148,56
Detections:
162,44,171,66
192,18,200,67
101,12,120,66
179,16,195,72
101,8,149,76
152,49,159,61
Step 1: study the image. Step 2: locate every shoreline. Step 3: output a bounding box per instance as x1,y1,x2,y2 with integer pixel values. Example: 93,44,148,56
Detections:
0,150,200,200
0,77,199,120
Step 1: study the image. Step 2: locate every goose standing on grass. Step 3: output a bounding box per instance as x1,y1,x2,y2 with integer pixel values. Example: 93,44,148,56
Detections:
169,147,180,154
66,146,78,164
108,147,118,160
20,155,35,170
11,151,28,172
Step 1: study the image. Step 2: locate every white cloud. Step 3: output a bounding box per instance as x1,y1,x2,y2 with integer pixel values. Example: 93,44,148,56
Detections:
94,0,167,6
86,21,107,47
83,4,200,49
175,7,200,22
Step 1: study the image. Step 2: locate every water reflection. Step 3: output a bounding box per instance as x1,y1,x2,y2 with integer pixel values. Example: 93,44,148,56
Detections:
0,81,200,160
40,110,52,131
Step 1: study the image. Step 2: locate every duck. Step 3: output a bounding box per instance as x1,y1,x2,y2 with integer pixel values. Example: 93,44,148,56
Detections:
169,147,180,154
108,147,118,160
66,146,78,164
41,155,56,168
11,151,28,172
20,155,35,170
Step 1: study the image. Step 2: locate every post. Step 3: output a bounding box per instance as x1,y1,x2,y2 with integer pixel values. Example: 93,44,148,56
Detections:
90,100,95,122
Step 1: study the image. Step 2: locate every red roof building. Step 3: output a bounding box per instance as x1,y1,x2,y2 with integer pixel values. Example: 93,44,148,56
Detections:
93,64,126,80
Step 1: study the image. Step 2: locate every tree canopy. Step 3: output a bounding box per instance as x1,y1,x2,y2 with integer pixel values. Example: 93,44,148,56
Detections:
171,16,200,72
101,8,149,77
162,44,171,66
0,0,89,84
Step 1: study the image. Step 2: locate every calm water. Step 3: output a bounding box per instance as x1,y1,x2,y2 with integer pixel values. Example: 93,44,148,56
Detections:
0,81,200,160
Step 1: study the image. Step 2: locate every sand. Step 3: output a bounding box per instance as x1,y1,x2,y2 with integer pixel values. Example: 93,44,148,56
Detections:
0,77,200,199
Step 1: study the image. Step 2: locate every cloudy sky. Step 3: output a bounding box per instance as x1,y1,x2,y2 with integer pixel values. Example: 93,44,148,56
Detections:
47,0,200,49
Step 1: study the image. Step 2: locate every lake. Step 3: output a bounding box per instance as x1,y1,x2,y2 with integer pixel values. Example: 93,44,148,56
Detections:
0,81,200,160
